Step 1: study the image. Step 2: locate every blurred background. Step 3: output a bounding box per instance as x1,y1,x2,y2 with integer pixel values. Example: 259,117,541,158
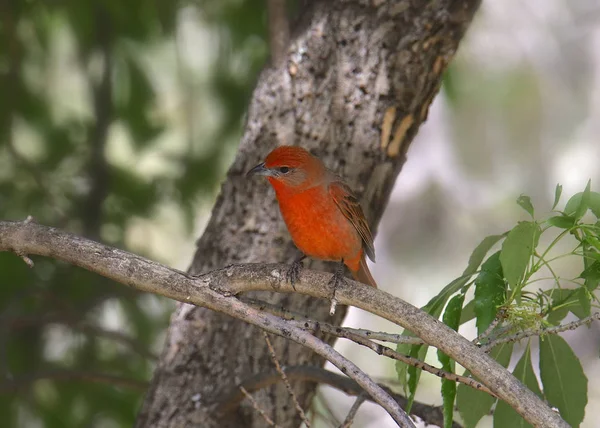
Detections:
0,0,599,427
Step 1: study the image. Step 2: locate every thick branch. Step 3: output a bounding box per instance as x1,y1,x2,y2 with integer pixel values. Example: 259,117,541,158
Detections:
0,220,413,427
0,220,568,428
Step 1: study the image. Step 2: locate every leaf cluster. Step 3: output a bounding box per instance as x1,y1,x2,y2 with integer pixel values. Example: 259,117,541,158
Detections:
397,182,598,427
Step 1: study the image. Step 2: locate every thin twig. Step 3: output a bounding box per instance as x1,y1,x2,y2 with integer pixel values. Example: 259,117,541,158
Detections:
16,251,34,268
275,310,493,397
243,297,425,346
336,329,497,398
264,333,311,427
473,309,505,344
340,394,367,428
239,386,278,427
216,365,461,428
481,312,600,353
315,393,342,427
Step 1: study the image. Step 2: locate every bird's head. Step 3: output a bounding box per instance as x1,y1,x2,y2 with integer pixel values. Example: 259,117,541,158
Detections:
247,146,326,193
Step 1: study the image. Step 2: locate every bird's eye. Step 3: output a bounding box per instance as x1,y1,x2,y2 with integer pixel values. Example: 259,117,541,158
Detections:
278,166,290,174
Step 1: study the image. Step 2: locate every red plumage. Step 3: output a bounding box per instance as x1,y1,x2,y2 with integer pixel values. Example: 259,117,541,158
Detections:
248,146,377,288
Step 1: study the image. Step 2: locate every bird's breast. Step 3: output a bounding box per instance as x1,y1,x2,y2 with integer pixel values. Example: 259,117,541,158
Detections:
275,186,362,262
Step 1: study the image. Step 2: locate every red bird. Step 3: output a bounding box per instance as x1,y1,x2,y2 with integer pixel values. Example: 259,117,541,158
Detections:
247,146,377,288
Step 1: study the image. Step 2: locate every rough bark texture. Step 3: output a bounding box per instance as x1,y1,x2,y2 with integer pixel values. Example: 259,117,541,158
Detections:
137,1,480,427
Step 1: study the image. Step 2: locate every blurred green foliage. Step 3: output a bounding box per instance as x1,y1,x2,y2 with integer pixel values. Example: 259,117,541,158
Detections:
0,0,271,426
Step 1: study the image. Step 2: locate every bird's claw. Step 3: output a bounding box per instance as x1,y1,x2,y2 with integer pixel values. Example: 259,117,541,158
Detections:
327,270,347,289
327,261,347,300
286,259,304,290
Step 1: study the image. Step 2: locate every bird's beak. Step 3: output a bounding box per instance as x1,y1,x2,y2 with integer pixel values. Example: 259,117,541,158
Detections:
246,162,272,177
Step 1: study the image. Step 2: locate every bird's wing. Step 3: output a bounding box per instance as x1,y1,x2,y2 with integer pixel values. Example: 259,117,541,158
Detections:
328,180,376,262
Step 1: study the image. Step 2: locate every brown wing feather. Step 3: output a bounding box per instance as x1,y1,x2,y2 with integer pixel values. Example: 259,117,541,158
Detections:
329,181,376,262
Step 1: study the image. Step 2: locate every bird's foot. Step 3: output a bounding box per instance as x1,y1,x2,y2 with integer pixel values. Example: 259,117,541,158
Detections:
327,261,347,315
286,254,306,290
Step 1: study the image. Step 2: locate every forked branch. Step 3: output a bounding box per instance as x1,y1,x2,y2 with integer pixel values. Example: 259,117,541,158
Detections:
0,219,568,428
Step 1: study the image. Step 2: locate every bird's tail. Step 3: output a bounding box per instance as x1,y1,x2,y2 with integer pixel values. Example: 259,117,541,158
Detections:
353,256,378,288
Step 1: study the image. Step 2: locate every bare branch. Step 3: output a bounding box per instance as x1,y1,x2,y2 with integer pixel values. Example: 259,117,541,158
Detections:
473,309,506,344
217,365,461,428
0,219,568,428
339,394,367,428
16,251,34,268
242,297,425,346
243,301,494,397
239,386,278,427
263,333,311,426
481,312,600,353
330,326,496,398
0,370,148,393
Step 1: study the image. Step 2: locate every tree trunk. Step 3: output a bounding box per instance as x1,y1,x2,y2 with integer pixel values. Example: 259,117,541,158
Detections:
136,1,480,426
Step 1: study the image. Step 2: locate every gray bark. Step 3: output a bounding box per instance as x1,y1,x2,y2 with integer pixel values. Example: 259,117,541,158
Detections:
136,1,481,426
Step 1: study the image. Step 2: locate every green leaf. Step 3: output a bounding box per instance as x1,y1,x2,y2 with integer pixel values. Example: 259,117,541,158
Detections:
457,343,514,428
552,184,563,210
474,252,506,335
539,335,588,427
588,192,600,218
438,294,465,428
582,249,600,262
546,215,575,229
465,234,506,275
546,288,589,323
397,234,504,411
576,287,591,318
564,182,600,220
583,235,600,254
395,342,428,412
517,194,534,217
442,293,465,332
494,344,541,428
580,260,600,292
500,222,541,289
422,234,505,320
459,299,476,325
564,193,582,216
575,180,592,220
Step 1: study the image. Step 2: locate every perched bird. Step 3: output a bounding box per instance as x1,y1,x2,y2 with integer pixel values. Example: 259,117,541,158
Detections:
247,145,377,288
